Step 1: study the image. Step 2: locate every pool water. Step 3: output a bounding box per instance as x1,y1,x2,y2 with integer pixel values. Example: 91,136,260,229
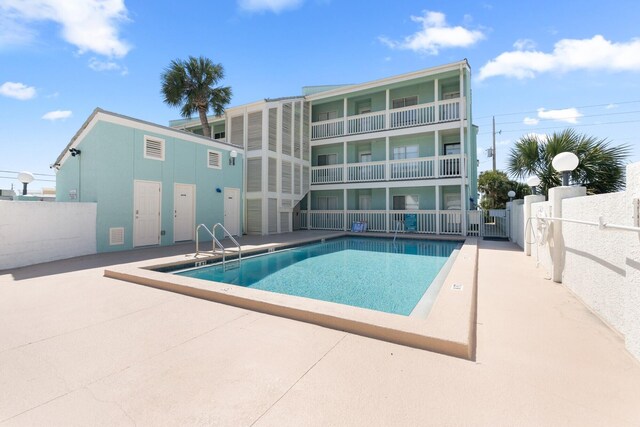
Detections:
176,237,460,316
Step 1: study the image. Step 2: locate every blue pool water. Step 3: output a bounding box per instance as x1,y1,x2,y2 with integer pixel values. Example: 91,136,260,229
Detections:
176,237,460,315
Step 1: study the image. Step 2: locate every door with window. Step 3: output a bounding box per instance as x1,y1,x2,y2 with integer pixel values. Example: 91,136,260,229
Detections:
174,183,195,242
134,180,161,247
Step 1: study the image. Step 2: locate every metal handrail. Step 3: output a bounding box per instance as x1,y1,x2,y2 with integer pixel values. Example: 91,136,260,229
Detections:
538,215,640,233
195,224,226,262
213,223,242,262
393,220,405,243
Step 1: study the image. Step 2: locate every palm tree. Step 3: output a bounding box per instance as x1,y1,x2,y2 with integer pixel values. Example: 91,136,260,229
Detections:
161,56,232,138
507,129,630,196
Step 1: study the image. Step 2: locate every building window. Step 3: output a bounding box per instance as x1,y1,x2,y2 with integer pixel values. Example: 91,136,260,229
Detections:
392,96,418,109
318,111,338,121
392,195,419,210
317,153,337,166
392,145,419,160
444,143,461,155
317,196,338,210
214,131,225,140
355,99,371,115
207,150,222,169
359,195,371,210
442,91,460,100
144,135,165,161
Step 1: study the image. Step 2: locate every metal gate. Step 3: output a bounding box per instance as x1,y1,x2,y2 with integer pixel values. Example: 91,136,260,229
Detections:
480,209,510,240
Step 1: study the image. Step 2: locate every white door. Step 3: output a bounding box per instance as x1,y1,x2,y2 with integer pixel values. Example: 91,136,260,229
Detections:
224,187,240,236
174,183,195,242
134,180,161,247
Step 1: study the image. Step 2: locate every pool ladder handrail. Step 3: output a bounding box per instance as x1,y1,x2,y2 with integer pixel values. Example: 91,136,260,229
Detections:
194,223,242,266
393,220,405,243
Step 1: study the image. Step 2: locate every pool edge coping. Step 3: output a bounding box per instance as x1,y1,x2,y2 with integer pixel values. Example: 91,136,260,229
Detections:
104,235,477,360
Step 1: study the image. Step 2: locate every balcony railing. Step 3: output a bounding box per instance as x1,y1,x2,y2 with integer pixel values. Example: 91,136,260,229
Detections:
311,98,463,140
311,156,464,185
311,165,343,184
300,209,477,236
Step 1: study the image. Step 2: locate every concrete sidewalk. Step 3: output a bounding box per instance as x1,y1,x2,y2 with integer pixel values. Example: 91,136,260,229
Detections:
1,237,639,425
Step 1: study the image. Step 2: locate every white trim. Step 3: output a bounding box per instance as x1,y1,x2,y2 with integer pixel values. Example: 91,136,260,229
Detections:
207,149,222,169
143,135,165,161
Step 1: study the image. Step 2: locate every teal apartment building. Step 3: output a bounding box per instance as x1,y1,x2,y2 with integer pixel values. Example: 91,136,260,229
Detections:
55,60,477,252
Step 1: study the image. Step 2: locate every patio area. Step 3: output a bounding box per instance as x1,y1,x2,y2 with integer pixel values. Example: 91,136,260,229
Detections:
1,233,639,425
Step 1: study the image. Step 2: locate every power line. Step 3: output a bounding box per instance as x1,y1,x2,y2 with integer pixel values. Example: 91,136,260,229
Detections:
477,119,640,136
0,176,56,182
474,99,640,121
477,109,640,127
0,169,55,177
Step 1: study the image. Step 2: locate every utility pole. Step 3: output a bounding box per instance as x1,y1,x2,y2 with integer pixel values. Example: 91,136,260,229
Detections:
492,116,496,171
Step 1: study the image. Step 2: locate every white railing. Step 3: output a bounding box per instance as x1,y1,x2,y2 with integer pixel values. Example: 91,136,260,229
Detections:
311,117,344,139
346,210,386,232
439,155,462,177
347,111,385,134
440,211,463,234
311,165,343,184
310,98,464,140
389,211,438,234
389,158,435,180
389,104,436,129
299,211,308,229
347,161,386,182
439,100,460,122
466,210,481,236
308,210,344,230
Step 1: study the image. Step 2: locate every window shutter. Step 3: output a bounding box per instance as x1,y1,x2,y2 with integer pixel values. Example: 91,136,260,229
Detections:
247,158,262,192
207,150,221,168
280,212,290,233
231,115,244,146
303,165,309,193
282,103,291,156
268,108,277,152
302,102,310,160
246,199,262,234
144,137,164,160
281,160,292,194
294,101,301,158
247,111,262,151
294,164,301,195
268,157,277,192
268,198,278,233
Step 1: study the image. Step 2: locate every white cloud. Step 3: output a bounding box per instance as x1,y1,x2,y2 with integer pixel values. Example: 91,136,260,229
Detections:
0,81,36,100
513,38,536,51
537,107,582,124
478,35,640,80
238,0,303,13
605,103,618,110
88,57,128,75
42,110,72,121
523,117,539,125
0,0,131,57
379,11,485,55
523,132,549,142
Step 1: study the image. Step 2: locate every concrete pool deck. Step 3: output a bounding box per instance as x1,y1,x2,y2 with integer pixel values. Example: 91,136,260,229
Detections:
1,233,640,425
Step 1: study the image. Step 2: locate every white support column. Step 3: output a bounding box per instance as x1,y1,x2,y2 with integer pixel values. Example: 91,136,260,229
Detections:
435,185,441,235
385,136,390,180
458,64,467,236
385,89,390,130
385,187,390,233
523,194,545,256
343,98,348,136
343,140,348,183
434,78,439,122
343,189,348,231
434,130,439,178
549,186,587,282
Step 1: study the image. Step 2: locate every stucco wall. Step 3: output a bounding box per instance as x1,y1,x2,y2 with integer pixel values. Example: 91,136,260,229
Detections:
0,201,96,270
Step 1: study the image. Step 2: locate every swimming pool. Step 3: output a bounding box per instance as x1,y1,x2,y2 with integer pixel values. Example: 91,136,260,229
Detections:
176,237,460,316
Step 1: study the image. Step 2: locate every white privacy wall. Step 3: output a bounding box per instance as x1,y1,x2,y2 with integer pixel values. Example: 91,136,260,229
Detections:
517,162,640,361
0,201,96,270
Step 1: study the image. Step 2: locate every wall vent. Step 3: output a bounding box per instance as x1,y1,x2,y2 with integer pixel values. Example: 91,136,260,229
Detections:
207,150,221,169
144,136,165,160
109,227,125,245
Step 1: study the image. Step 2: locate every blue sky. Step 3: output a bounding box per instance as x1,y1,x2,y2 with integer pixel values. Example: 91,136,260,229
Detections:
1,0,639,191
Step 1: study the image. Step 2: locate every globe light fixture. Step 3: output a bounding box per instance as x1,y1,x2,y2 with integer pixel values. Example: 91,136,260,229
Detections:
17,171,34,196
229,150,238,166
507,190,516,201
526,176,541,195
552,152,579,186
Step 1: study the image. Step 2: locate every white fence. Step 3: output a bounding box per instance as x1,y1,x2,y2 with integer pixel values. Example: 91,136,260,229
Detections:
509,161,640,361
347,111,385,134
0,201,97,270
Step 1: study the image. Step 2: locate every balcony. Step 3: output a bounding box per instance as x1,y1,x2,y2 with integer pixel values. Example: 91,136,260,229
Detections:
311,99,462,140
310,155,464,185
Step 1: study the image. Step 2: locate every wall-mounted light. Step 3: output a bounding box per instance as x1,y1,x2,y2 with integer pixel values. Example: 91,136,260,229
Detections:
552,152,579,186
507,190,516,202
17,171,34,196
229,149,237,166
69,148,81,157
526,176,541,195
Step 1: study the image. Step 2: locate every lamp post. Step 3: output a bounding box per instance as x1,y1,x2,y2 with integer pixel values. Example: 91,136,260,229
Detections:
229,150,237,166
526,176,541,195
17,171,34,196
507,190,516,202
552,152,579,186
